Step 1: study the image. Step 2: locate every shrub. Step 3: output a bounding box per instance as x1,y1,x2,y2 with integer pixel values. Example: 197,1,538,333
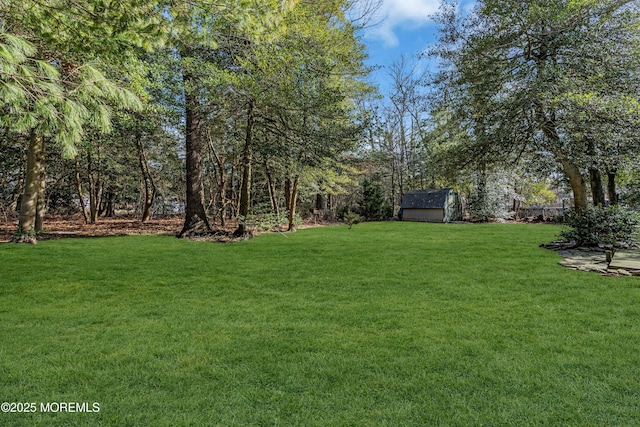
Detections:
358,178,392,220
560,205,639,247
343,210,361,229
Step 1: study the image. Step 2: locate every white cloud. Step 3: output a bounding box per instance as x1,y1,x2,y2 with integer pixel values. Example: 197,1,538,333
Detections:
361,0,477,47
364,0,441,47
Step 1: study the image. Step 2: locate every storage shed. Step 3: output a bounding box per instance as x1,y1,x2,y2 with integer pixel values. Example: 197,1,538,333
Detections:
399,188,462,223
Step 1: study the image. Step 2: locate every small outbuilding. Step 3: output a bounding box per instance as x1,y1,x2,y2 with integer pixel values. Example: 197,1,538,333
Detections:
399,188,462,223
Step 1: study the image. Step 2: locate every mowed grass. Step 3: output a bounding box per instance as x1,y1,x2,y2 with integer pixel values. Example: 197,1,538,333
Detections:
0,222,639,426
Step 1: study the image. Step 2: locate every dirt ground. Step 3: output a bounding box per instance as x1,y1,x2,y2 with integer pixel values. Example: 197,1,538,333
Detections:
0,214,185,243
0,214,336,243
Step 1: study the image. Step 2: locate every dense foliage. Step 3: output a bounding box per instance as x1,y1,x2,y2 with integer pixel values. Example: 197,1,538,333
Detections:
427,0,640,215
357,177,393,220
561,206,640,247
1,0,372,239
2,0,640,238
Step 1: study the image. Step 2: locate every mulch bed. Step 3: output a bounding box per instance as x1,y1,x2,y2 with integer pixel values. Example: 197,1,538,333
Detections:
0,214,337,243
1,215,186,243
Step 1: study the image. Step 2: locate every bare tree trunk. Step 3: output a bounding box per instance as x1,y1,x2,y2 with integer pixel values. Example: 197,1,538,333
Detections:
14,131,45,243
607,168,618,206
74,159,90,223
206,168,217,223
136,134,156,222
219,172,227,227
588,141,605,207
535,102,588,213
285,175,300,231
35,145,46,232
589,167,605,208
560,157,588,213
228,166,236,220
206,134,227,226
235,99,255,236
265,162,279,217
179,70,211,238
87,150,102,224
9,164,24,212
390,137,396,212
216,162,227,227
100,189,115,217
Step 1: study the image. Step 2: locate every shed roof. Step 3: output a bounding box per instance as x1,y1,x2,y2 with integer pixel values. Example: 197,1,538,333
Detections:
401,188,454,209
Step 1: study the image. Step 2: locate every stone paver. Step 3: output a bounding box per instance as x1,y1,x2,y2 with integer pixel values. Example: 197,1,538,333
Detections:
608,250,640,271
544,242,640,276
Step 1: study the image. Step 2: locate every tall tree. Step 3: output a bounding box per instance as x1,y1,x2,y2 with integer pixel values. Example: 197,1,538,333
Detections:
166,0,294,237
1,0,154,241
429,0,640,212
384,55,430,206
252,0,371,230
181,0,372,233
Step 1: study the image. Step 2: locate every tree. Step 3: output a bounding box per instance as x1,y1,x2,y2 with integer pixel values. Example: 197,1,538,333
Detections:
429,0,640,213
1,0,155,241
254,0,371,230
386,56,430,203
0,131,26,217
164,0,296,237
191,0,372,233
1,0,372,240
358,176,392,220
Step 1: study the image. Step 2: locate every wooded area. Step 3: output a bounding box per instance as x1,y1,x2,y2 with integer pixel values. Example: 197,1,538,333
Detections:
1,0,640,242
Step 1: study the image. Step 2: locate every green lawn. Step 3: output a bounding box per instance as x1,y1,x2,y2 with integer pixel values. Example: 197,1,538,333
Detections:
1,222,639,426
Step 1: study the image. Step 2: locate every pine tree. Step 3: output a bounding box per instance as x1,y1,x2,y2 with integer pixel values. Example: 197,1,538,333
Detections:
429,0,640,213
1,1,156,241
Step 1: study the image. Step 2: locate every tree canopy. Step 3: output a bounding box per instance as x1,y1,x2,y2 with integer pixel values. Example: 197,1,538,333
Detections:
428,0,640,211
5,0,639,240
1,0,374,240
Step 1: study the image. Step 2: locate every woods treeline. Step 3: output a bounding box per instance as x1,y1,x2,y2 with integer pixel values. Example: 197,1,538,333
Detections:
2,0,640,242
1,0,375,241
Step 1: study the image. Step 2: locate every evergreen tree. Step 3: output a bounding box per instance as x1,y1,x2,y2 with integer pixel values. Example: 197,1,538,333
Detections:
358,177,392,220
1,0,157,241
429,0,640,213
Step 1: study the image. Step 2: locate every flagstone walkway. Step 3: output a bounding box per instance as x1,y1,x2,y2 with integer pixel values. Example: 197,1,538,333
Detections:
544,242,640,276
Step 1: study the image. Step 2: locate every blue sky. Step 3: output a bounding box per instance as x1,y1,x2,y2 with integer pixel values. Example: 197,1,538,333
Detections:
359,0,476,94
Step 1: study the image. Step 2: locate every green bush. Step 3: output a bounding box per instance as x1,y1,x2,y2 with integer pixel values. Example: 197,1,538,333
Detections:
560,205,639,247
343,210,361,229
358,178,392,220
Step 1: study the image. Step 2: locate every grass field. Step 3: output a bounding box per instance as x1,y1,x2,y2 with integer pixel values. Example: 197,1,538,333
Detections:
1,222,639,426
